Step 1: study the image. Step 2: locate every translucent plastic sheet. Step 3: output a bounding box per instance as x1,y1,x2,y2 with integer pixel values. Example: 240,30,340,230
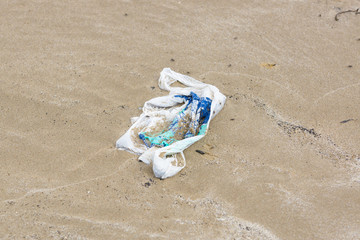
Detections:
116,68,226,179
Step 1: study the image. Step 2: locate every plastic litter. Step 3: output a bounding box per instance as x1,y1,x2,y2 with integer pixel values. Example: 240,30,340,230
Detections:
116,68,226,179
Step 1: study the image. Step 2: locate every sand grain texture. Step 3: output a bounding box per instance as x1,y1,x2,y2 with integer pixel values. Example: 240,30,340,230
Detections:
1,0,360,239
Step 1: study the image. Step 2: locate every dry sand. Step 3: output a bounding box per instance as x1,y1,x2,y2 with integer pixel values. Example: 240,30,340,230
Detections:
1,0,360,239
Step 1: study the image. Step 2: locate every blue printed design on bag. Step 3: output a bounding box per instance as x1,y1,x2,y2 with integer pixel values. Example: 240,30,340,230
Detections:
139,92,212,148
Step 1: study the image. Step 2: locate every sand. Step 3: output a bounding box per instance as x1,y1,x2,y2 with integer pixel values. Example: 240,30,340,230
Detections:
1,0,360,239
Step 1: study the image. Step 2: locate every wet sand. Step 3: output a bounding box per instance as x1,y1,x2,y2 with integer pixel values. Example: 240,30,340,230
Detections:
1,0,360,239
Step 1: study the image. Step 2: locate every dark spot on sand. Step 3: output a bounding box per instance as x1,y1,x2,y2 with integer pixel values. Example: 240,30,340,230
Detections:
340,119,354,124
170,58,175,62
277,121,320,138
196,150,205,155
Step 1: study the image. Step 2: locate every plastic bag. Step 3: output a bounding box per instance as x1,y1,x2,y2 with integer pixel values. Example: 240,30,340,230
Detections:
116,68,226,179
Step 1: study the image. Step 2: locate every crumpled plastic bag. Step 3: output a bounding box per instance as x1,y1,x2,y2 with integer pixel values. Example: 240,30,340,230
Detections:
116,68,226,179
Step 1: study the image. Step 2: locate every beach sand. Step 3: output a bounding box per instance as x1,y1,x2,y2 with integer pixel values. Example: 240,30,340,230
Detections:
1,0,359,239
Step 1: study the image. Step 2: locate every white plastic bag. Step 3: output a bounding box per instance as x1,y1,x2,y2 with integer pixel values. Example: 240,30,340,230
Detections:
116,68,226,179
